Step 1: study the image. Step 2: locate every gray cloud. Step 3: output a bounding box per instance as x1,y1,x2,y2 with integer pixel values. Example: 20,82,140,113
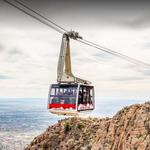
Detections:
142,42,150,50
110,76,146,82
0,74,11,80
125,64,150,77
5,48,29,63
0,44,4,52
142,69,150,76
122,15,150,29
93,52,114,61
9,48,24,55
75,57,93,63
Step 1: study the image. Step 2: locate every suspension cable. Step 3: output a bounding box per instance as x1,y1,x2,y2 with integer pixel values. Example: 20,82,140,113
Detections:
13,0,68,33
77,39,150,67
3,0,65,34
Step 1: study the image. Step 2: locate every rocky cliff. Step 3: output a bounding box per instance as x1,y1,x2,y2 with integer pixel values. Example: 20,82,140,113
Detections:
25,102,150,150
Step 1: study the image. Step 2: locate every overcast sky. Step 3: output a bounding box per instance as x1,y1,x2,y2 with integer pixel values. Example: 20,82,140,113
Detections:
0,0,150,99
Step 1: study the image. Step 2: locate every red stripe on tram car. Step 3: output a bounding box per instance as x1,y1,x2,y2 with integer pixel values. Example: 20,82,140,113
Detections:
48,104,76,109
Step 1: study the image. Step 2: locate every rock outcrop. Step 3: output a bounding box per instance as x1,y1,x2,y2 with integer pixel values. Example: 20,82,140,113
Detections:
25,102,150,150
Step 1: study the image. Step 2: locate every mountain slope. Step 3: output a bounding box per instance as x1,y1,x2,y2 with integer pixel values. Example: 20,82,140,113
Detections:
25,102,150,150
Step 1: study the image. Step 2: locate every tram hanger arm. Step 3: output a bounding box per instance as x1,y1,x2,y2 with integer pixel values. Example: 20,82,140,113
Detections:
57,31,91,84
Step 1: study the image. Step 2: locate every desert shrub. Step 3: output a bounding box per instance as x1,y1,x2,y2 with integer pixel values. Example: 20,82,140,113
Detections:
43,143,49,150
64,122,71,134
76,123,84,130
